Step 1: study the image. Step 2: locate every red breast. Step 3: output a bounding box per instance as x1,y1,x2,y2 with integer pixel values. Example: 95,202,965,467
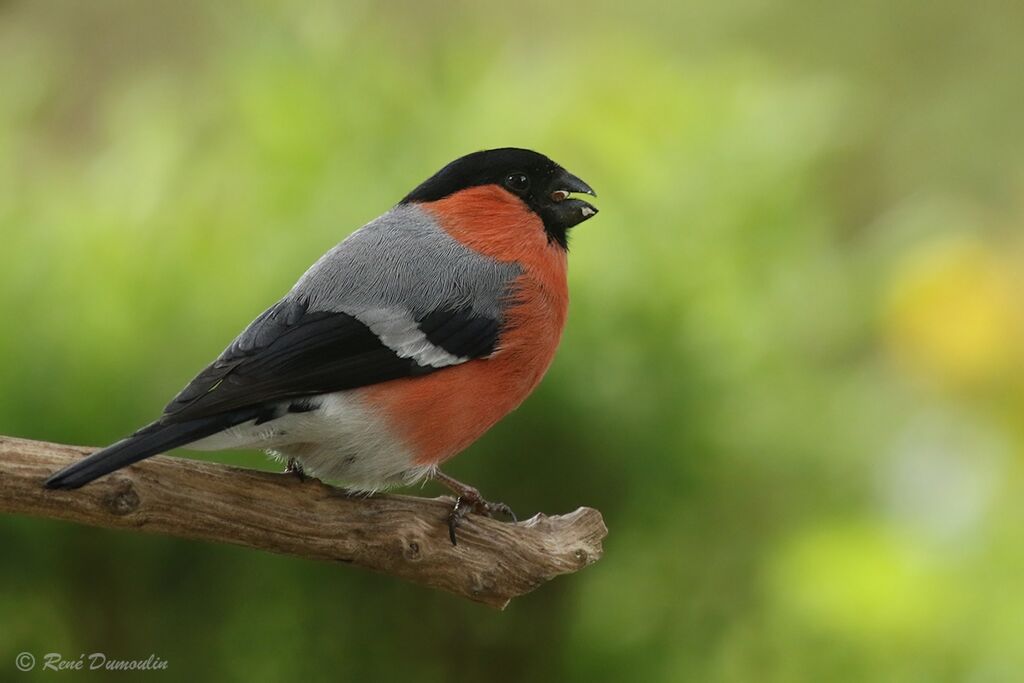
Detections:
361,185,569,465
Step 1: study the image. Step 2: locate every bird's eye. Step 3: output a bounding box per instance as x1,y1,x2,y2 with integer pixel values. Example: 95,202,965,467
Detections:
504,173,530,192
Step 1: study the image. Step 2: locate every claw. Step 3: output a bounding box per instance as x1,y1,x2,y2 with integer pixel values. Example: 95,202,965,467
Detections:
487,500,517,522
448,496,468,546
284,457,306,482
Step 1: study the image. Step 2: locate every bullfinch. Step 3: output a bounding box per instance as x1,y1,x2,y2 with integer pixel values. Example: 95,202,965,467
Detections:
44,147,598,543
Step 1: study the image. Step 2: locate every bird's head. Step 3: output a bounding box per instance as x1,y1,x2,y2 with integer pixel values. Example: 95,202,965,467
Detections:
401,148,598,249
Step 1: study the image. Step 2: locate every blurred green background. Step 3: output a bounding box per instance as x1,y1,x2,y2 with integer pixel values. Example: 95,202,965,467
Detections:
3,0,1024,680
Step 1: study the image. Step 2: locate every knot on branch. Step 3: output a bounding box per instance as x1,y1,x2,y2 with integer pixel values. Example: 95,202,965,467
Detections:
104,481,141,516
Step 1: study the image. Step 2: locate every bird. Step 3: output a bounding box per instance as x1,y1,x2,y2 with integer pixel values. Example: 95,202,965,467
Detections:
44,147,598,543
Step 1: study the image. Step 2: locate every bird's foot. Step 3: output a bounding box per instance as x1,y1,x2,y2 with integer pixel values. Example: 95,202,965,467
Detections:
448,495,517,545
433,470,516,546
284,457,307,482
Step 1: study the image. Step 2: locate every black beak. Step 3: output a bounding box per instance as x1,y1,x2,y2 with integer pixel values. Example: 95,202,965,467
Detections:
543,168,598,233
552,170,597,198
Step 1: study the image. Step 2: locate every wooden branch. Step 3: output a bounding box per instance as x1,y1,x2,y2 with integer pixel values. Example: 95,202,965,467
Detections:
0,435,606,609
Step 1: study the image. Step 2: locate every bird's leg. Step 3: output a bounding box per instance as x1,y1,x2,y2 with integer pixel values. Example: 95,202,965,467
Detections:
284,457,306,482
432,469,516,546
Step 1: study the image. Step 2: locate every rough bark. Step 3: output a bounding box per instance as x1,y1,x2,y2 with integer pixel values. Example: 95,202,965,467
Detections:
0,435,606,609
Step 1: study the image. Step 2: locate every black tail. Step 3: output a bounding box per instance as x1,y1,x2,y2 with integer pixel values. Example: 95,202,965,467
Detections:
44,408,262,490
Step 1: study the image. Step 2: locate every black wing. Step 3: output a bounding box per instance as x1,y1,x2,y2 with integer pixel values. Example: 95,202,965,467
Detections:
417,307,501,359
161,298,500,423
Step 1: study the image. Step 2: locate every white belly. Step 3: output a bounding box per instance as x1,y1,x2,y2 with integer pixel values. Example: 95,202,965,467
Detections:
188,391,429,492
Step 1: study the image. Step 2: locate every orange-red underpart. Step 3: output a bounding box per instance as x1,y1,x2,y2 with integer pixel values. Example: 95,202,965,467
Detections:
361,186,570,465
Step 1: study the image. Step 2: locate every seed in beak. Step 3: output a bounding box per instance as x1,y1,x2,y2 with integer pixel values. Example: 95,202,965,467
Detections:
551,190,570,203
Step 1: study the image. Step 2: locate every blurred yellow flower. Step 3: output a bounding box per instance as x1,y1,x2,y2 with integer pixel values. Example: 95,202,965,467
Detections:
883,237,1022,388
